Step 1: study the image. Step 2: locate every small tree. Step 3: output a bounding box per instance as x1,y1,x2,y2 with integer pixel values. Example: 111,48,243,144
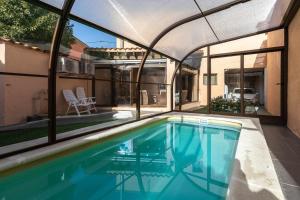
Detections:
0,0,74,47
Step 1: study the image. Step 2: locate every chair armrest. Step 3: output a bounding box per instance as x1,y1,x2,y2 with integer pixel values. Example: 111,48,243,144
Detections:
78,98,89,104
87,97,96,103
79,97,89,101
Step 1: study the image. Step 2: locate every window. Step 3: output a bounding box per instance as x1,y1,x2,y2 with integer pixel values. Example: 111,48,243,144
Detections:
203,74,217,85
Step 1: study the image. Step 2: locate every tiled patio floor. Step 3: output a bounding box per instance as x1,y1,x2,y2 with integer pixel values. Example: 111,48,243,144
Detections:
262,125,300,200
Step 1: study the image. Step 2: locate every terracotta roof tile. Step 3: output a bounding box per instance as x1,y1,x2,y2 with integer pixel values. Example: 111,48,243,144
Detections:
0,37,49,53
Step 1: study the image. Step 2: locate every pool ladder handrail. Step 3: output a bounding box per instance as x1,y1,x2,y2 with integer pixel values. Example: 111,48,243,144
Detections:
199,119,209,125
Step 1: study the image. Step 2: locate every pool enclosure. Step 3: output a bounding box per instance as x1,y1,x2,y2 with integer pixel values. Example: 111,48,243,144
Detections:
0,0,299,157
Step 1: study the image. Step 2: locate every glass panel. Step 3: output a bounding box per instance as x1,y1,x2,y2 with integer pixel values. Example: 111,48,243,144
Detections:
183,49,206,68
140,52,168,84
71,0,199,47
211,56,241,114
56,20,142,139
174,68,181,110
0,1,57,155
207,0,291,41
198,58,209,113
200,47,208,57
244,52,281,116
181,66,199,105
210,29,284,55
154,18,218,60
140,83,170,118
196,0,235,11
181,52,208,113
95,80,112,105
141,52,177,85
40,0,65,8
204,74,218,85
139,51,174,117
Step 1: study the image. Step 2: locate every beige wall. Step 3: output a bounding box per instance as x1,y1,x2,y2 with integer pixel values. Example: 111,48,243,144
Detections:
0,43,6,124
3,42,49,75
0,43,49,125
288,8,300,138
265,52,281,116
116,38,140,49
2,76,48,125
166,59,175,110
264,30,284,116
210,34,267,54
212,56,240,98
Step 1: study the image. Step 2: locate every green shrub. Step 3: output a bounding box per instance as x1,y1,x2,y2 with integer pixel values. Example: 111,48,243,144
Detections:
211,96,241,113
211,96,259,113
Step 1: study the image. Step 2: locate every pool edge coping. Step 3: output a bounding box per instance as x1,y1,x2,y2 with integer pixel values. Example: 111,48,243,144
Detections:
0,112,284,200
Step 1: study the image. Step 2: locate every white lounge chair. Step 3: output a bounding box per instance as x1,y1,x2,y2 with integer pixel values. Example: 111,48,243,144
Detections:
62,89,91,116
76,87,97,112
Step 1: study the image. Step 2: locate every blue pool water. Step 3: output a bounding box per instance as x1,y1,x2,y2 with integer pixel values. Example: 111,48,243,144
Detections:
0,119,240,200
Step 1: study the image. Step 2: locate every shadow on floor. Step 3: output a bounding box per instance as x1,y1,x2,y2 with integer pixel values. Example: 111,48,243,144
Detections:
262,125,300,200
229,159,280,200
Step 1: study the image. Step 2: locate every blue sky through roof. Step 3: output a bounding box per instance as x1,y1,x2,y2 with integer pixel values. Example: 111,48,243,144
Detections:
71,20,116,48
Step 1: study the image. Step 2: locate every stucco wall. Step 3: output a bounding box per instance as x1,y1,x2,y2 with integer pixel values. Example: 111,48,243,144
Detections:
264,29,284,116
288,8,300,138
117,38,139,49
3,76,48,124
198,58,208,106
166,59,175,109
4,42,49,75
210,34,267,54
265,52,281,116
210,56,241,98
68,39,87,60
0,43,6,125
1,43,48,125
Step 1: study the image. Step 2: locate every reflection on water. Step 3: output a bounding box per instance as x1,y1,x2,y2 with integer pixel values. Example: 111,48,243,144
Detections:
0,121,239,200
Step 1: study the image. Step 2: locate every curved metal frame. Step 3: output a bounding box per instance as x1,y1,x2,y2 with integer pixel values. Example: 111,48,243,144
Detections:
1,0,293,158
48,0,75,143
170,63,181,111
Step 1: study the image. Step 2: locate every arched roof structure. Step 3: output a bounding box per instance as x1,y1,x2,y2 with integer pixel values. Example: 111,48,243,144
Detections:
37,0,292,61
23,0,298,140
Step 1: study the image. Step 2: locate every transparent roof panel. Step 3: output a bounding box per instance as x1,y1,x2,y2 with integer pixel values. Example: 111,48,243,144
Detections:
183,50,205,69
37,0,292,61
154,18,218,61
195,0,235,11
40,0,65,8
71,0,200,47
206,0,291,40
